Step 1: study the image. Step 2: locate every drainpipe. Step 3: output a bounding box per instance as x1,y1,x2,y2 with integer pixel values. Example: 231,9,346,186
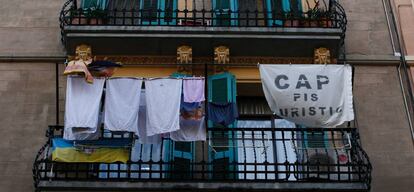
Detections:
383,0,414,146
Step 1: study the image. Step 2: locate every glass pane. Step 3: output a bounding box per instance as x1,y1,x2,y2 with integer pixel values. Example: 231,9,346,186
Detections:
216,0,230,9
175,141,192,152
172,157,192,179
211,78,228,102
142,0,158,21
212,157,230,179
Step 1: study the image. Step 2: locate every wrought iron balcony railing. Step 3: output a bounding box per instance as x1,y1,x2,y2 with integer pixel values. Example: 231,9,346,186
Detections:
59,0,347,42
33,125,371,191
61,0,346,27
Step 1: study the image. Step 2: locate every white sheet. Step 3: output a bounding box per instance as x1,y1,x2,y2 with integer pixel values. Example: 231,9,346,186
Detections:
104,78,142,134
274,119,297,181
170,117,206,141
64,76,105,140
145,79,182,136
136,90,162,144
259,64,354,127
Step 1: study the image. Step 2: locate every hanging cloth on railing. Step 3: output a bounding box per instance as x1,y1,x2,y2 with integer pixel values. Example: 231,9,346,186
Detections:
207,102,239,126
145,79,182,136
170,117,206,141
64,76,105,140
104,78,142,135
259,64,354,127
183,78,205,103
136,90,162,144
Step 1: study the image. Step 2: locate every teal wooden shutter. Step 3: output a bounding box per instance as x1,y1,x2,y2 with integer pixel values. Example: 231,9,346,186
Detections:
266,0,302,26
212,0,238,26
81,0,108,9
169,141,195,179
208,72,238,179
141,0,177,25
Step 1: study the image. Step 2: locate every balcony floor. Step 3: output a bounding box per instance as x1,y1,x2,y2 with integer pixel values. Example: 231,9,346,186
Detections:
63,25,343,57
38,180,369,191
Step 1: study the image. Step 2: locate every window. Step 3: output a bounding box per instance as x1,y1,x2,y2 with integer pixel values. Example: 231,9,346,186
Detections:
265,0,302,26
212,0,238,26
141,0,177,25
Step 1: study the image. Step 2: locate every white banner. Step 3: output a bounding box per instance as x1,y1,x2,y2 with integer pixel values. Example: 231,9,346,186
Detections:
259,64,354,127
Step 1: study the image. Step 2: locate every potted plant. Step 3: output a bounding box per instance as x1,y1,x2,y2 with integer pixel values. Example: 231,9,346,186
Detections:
70,8,87,25
84,6,108,25
301,1,332,27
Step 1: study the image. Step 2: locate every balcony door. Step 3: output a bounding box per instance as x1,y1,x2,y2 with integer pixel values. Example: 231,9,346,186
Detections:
140,0,177,25
212,0,238,26
265,0,302,26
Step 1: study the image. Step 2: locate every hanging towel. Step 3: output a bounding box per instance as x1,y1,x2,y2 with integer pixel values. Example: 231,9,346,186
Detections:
183,78,205,102
145,79,182,136
104,78,142,134
64,76,105,140
208,102,239,126
170,117,206,141
180,94,201,112
136,90,162,144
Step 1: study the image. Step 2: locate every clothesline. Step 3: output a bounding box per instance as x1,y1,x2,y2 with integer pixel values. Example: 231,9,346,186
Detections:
69,75,205,80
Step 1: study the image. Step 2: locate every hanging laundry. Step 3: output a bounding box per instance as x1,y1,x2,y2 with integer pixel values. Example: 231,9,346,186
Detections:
64,57,94,83
208,102,239,126
136,90,162,144
170,117,206,142
64,77,105,140
88,60,122,77
181,107,204,120
52,138,130,163
183,78,205,103
104,78,143,135
145,79,182,136
180,93,201,112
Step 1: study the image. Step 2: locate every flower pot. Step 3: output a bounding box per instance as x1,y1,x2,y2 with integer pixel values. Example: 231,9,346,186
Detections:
71,17,87,25
88,18,104,25
284,19,300,27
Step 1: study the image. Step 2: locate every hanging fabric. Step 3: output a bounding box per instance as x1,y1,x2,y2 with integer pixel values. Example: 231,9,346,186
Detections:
183,78,205,103
52,138,129,163
64,76,105,140
137,90,162,144
259,64,354,127
236,120,274,180
274,119,297,181
207,102,239,126
170,117,206,141
145,79,182,136
104,78,142,135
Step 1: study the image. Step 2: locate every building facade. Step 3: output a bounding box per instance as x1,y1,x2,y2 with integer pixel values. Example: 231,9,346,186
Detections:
0,0,413,191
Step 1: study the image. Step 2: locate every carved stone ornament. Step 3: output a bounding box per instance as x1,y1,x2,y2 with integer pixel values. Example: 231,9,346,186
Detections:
314,47,331,64
214,46,230,73
177,45,193,73
177,45,193,64
75,44,93,62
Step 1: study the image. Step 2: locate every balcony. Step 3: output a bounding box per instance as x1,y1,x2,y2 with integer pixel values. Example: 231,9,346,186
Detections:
60,0,347,57
33,125,371,192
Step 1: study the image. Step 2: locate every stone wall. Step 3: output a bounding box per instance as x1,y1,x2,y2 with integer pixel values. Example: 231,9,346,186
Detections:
341,0,395,59
0,0,65,57
0,62,60,191
354,65,414,192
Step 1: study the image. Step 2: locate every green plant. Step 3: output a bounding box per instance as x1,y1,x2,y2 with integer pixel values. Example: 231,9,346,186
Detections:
83,1,108,19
